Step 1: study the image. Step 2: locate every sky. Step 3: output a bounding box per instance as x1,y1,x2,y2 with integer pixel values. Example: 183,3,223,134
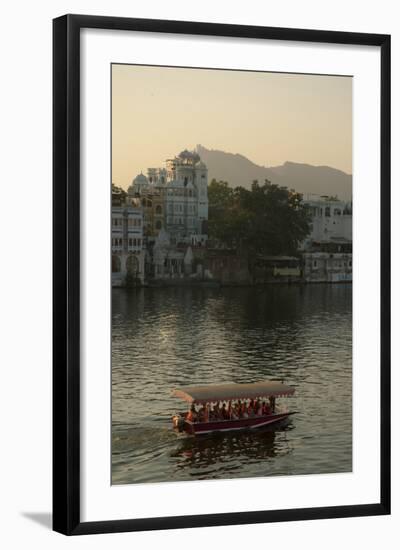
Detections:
112,64,352,190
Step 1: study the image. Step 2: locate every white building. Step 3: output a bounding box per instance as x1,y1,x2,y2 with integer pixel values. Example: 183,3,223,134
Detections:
303,252,352,283
301,194,352,250
300,194,352,283
111,202,145,285
128,150,209,246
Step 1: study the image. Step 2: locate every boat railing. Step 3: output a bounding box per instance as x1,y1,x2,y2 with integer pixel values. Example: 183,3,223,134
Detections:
186,411,280,424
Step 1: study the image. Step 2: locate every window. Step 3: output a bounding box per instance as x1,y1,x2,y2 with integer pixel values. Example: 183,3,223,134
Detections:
156,220,162,230
325,207,331,217
156,205,162,214
112,255,121,273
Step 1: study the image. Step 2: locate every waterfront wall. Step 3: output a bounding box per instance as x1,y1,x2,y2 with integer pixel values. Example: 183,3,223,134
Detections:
112,247,352,287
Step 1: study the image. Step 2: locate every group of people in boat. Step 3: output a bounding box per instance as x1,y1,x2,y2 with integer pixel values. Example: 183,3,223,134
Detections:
185,397,276,423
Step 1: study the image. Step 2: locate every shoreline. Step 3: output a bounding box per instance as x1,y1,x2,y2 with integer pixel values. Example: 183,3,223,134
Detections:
112,279,353,289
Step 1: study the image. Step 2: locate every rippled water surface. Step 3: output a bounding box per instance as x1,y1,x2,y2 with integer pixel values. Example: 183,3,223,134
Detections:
112,285,352,484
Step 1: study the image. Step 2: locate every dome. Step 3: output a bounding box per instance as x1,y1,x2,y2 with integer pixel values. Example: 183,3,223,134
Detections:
133,172,149,185
127,172,149,196
178,149,200,163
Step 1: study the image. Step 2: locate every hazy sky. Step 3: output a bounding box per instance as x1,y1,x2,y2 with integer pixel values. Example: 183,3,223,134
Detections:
112,64,352,190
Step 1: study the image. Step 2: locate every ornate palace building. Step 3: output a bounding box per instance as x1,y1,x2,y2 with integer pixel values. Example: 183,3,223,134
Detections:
127,150,209,246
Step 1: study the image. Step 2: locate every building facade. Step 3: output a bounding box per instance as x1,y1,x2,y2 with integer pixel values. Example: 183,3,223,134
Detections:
127,150,208,246
300,194,353,283
303,252,353,283
111,194,145,286
301,194,352,249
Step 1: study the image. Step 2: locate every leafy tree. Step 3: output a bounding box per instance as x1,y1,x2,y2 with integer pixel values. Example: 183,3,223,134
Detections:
112,183,127,199
208,179,311,255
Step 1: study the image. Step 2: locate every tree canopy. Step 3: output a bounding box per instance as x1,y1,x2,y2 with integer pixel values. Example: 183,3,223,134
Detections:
208,179,311,256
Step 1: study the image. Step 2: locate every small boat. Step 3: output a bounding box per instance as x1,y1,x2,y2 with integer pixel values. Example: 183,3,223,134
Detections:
172,381,295,435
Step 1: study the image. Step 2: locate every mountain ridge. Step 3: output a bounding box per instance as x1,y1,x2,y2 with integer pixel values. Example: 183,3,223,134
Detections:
195,145,352,201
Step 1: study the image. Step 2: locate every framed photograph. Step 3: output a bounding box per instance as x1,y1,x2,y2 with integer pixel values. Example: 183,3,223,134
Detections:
53,14,390,535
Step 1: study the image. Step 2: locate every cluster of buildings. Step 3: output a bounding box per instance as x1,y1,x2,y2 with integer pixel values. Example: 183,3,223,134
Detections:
112,150,352,287
112,150,209,286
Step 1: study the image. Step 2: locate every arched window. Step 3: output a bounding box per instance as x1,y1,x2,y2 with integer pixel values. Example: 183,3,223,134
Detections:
156,220,162,230
155,205,162,214
112,255,121,273
126,254,139,275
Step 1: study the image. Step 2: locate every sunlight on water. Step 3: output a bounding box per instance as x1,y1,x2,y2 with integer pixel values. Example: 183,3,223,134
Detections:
112,285,352,484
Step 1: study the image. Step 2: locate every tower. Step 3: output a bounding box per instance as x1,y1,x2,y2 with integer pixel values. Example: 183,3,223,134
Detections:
194,161,208,235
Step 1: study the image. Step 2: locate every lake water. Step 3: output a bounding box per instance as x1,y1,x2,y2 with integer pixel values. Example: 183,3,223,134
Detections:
112,284,352,484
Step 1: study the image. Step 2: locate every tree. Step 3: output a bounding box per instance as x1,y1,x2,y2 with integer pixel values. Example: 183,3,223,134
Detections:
207,179,235,245
112,183,127,200
208,179,311,255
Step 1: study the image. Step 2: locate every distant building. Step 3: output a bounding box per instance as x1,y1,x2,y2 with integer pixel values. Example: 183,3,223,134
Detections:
303,252,352,283
253,256,301,283
128,150,208,246
301,194,352,250
300,194,352,283
111,193,145,286
127,173,165,238
151,229,188,279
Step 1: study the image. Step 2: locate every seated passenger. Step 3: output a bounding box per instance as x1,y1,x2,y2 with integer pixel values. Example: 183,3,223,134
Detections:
186,404,197,422
256,400,263,415
263,400,272,415
209,405,216,420
221,403,229,420
247,399,255,417
197,407,205,422
241,401,248,418
270,396,276,413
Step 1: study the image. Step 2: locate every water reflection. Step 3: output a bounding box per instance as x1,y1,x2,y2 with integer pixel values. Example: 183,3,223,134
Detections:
112,284,352,484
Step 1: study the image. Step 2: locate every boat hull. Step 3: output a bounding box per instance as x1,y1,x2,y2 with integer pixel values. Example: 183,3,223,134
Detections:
181,412,292,435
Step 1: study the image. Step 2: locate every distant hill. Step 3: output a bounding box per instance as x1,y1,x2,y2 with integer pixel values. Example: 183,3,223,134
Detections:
196,145,352,201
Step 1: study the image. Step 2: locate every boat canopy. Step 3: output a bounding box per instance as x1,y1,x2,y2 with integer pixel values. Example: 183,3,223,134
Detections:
173,381,295,404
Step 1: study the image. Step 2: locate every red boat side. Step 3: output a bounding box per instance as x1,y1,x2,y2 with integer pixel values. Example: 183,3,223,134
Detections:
184,412,292,435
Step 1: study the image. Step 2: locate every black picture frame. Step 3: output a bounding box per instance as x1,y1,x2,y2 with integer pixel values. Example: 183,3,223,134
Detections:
53,14,391,535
